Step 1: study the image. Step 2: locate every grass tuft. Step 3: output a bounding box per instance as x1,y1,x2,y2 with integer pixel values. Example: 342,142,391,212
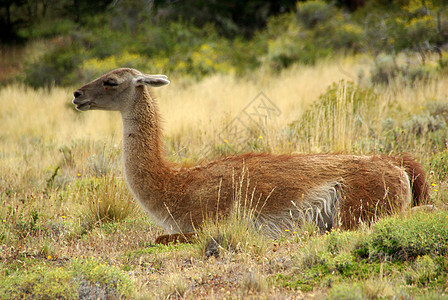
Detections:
159,274,190,299
197,167,270,259
241,271,269,295
66,176,141,227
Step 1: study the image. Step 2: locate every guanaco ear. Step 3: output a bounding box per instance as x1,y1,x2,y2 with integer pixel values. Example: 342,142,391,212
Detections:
133,75,170,87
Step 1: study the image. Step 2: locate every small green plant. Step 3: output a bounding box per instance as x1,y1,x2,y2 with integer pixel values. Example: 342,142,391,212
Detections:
405,255,438,287
30,209,39,231
71,257,134,299
428,148,448,181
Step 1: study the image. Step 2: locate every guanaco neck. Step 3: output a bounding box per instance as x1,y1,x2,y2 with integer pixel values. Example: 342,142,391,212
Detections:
120,87,173,210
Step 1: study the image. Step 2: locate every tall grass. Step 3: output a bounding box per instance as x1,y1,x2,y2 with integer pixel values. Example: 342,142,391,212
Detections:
197,166,271,259
1,55,446,235
1,54,447,298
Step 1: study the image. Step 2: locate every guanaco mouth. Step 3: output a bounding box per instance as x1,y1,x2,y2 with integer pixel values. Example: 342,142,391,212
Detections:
72,98,92,111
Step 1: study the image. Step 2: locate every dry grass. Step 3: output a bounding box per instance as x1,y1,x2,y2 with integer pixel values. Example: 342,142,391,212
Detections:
1,55,447,298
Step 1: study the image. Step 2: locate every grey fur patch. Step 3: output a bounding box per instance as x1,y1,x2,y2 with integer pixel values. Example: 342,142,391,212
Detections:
255,181,343,237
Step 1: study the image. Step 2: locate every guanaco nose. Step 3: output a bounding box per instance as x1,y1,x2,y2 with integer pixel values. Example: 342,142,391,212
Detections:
73,90,82,98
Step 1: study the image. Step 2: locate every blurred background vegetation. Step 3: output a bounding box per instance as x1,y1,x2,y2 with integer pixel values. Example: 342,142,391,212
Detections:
2,2,448,298
1,0,448,88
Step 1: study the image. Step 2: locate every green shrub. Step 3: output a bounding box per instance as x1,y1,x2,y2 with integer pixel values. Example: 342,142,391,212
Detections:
24,43,83,88
276,211,448,295
299,230,368,277
0,258,134,299
264,1,362,70
0,266,76,300
356,211,448,261
71,257,134,299
369,55,438,86
426,100,448,125
379,103,448,154
296,0,336,29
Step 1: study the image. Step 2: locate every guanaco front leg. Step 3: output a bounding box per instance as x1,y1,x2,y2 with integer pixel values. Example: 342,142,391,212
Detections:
155,232,198,245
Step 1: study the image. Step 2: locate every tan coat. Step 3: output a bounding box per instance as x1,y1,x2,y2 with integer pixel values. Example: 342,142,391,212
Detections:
73,68,429,239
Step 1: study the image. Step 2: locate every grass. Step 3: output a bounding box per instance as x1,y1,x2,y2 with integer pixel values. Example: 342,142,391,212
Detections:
1,54,448,298
0,257,134,299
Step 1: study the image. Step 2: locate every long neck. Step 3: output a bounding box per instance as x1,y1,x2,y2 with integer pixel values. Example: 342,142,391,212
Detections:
121,87,172,206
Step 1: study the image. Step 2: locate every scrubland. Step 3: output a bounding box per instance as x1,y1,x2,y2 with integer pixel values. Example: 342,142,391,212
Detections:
1,55,448,299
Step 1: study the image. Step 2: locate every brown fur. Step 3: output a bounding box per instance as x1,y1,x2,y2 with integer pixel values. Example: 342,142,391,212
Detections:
73,68,430,242
387,155,430,206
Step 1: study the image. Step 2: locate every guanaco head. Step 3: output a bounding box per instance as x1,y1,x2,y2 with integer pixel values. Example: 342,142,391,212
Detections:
73,68,170,112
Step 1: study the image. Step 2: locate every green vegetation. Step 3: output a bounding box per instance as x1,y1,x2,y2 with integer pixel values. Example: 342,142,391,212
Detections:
275,212,448,297
357,211,448,261
0,257,134,299
2,0,448,87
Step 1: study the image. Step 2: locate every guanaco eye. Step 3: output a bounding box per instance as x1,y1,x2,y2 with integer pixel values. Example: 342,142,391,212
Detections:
103,79,118,87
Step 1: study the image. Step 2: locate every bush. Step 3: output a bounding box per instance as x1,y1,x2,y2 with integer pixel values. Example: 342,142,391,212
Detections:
0,266,76,300
0,257,134,299
264,1,362,70
369,55,438,86
71,257,134,299
24,43,83,88
276,211,448,295
356,211,448,261
296,0,336,29
378,102,448,154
